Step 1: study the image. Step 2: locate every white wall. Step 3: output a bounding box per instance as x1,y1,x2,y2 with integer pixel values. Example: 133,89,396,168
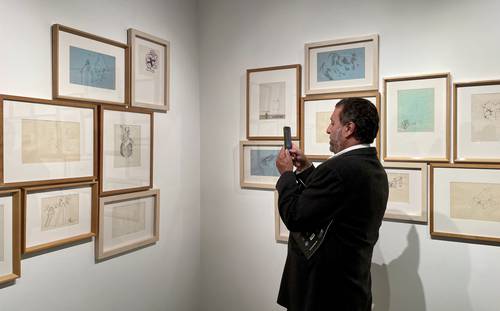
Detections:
199,0,500,310
0,0,200,310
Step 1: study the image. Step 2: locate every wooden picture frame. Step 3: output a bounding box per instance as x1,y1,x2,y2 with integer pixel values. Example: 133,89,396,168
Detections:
128,28,170,112
0,190,21,285
274,190,289,242
96,189,160,260
246,64,301,140
22,181,97,254
383,73,451,162
0,94,97,187
52,24,128,106
305,34,379,95
454,80,500,163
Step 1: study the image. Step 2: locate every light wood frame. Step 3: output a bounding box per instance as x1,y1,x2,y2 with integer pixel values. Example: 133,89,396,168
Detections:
0,189,21,285
274,190,289,242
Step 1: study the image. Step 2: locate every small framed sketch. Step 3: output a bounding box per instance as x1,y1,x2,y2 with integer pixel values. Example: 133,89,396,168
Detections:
0,95,96,187
128,29,170,112
274,191,289,242
302,91,380,160
384,73,450,162
96,189,160,260
431,163,500,244
52,24,127,105
246,64,301,140
305,34,379,95
23,182,97,254
101,107,153,196
454,80,500,163
383,162,427,223
240,140,300,190
0,190,21,285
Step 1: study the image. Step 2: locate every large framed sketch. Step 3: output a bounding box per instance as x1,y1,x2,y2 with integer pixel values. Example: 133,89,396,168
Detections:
431,163,500,244
23,182,97,254
305,35,378,95
52,24,128,106
100,107,153,196
383,162,427,223
0,190,21,285
0,95,96,187
274,190,289,242
384,73,450,162
301,91,380,160
128,29,170,112
246,64,301,140
96,189,160,260
454,80,500,163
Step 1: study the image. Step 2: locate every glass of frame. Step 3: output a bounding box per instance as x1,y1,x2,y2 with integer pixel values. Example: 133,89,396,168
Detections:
100,107,153,196
305,34,379,95
128,28,170,112
431,163,500,244
0,95,96,187
246,64,301,140
23,182,97,254
0,190,21,285
96,189,160,260
454,80,500,163
302,91,380,160
384,73,450,162
383,162,428,223
52,24,127,106
274,190,289,242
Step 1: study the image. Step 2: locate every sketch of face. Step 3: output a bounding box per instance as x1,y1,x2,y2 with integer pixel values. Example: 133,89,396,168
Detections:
326,107,345,153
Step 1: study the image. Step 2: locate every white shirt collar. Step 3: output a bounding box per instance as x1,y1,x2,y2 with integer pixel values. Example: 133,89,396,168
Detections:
333,144,370,157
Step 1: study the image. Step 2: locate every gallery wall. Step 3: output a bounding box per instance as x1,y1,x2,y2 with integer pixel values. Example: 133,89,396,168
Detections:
0,0,200,310
199,0,500,310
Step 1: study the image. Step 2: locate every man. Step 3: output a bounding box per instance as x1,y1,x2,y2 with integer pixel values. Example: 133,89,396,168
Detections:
275,97,389,311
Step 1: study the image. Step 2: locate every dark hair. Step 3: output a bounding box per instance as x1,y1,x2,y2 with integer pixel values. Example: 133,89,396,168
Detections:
335,97,379,144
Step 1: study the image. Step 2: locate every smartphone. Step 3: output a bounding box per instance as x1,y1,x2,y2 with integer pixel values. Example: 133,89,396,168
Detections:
283,126,292,150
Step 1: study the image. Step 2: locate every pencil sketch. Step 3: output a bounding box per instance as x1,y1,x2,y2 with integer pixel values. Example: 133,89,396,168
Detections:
317,47,365,82
22,119,80,164
315,111,331,144
397,88,435,132
114,124,141,168
451,182,500,222
387,173,410,203
0,204,4,261
41,194,79,231
259,82,286,120
70,46,116,90
139,44,160,75
111,202,146,238
471,92,500,142
250,149,280,177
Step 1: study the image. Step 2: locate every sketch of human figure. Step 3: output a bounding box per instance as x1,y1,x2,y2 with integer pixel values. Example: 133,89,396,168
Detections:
317,47,365,82
70,46,116,90
259,82,286,120
111,202,146,238
250,149,280,177
114,124,141,168
471,93,500,142
41,194,79,231
387,173,410,203
451,182,500,222
0,204,4,261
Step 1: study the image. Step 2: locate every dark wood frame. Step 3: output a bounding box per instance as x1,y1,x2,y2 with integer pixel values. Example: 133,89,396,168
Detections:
0,189,21,285
99,105,154,196
0,94,97,187
52,24,129,106
22,181,98,254
246,64,301,140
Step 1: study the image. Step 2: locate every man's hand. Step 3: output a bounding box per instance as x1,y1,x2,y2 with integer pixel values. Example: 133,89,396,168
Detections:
276,148,293,174
289,143,312,173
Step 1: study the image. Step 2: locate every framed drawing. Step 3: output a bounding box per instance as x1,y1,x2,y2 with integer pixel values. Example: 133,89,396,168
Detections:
302,91,380,160
383,162,427,223
100,106,153,196
240,140,300,190
23,182,97,254
431,163,500,244
247,64,301,140
274,191,289,242
0,190,21,285
128,29,170,112
384,73,450,162
96,189,160,260
0,95,96,187
454,80,500,163
305,34,378,95
52,24,128,105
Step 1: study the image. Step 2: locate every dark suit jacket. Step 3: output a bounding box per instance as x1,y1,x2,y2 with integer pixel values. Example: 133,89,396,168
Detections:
276,147,389,311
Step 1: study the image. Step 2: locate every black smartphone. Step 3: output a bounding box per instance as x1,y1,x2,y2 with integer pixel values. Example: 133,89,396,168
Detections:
283,126,292,150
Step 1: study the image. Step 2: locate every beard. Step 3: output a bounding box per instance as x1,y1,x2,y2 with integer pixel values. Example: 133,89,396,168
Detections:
329,127,342,153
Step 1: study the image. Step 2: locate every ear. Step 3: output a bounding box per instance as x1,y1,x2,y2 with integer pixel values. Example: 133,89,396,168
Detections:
343,121,356,138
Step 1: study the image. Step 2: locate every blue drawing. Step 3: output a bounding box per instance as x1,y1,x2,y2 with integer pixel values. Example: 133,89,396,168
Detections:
70,46,116,90
317,47,365,82
250,150,280,177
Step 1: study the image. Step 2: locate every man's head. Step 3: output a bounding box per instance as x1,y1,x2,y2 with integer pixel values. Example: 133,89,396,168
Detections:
326,97,379,153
